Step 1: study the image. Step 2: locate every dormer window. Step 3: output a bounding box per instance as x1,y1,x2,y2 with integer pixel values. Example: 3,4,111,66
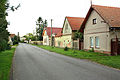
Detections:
93,18,97,24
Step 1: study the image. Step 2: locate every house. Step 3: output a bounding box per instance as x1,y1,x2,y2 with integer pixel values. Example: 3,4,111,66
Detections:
43,27,62,46
55,16,84,49
82,5,120,55
8,34,15,45
55,29,63,47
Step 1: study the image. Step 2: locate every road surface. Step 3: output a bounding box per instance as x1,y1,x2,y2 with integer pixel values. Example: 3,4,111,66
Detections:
13,43,120,80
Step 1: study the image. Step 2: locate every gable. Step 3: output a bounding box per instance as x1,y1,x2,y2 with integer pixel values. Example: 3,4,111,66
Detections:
81,5,120,31
42,30,47,36
92,5,120,27
84,10,109,34
62,18,72,35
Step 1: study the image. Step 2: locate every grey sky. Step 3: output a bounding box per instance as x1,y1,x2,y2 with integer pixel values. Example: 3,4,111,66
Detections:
7,0,120,36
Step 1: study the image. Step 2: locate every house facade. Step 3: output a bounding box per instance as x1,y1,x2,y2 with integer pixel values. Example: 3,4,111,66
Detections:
8,34,15,45
55,17,84,49
82,5,120,55
43,27,62,46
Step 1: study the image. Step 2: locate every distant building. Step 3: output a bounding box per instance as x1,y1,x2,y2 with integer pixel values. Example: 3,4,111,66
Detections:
42,27,62,46
8,34,15,45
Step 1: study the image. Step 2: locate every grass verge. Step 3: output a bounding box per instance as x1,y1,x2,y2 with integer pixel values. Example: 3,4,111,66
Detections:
33,44,120,70
0,47,16,80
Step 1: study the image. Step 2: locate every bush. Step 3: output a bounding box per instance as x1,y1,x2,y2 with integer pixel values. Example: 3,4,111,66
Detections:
13,40,18,45
6,44,11,50
0,40,7,51
33,42,38,45
64,47,68,51
88,48,94,52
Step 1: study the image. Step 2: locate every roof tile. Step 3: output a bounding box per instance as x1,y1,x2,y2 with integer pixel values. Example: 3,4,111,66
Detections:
92,5,120,27
45,27,62,37
66,17,84,30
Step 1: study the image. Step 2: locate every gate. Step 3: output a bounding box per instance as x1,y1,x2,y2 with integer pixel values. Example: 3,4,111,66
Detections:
79,41,84,50
111,38,120,55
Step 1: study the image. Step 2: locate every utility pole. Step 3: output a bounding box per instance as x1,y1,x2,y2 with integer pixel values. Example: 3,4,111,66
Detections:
17,32,19,42
90,0,92,6
51,19,53,46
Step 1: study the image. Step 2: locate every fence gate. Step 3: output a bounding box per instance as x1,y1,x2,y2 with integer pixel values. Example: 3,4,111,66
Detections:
111,39,120,55
79,41,83,50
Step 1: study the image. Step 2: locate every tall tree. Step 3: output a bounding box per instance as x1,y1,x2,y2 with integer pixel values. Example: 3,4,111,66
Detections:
0,0,9,51
36,17,47,41
0,0,20,51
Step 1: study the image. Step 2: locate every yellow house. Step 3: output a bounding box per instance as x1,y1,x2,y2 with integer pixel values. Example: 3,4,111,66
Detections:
82,5,120,55
55,16,84,49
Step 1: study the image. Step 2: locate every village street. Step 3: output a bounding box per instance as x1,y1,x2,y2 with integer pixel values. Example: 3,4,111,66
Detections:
13,43,120,80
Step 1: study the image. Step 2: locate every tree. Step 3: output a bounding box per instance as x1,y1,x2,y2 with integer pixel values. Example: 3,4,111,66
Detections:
0,0,9,51
36,17,47,41
23,33,36,43
0,0,20,51
73,30,83,41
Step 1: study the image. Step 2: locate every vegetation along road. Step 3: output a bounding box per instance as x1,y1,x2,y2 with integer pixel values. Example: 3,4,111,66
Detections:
13,43,120,80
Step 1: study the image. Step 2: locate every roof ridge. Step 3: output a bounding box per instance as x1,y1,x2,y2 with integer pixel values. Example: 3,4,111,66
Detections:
92,5,120,9
46,27,62,28
66,16,84,19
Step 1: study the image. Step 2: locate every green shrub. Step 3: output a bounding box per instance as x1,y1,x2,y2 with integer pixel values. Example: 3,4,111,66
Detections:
6,44,11,50
0,40,7,51
13,40,18,45
64,47,68,51
88,48,94,52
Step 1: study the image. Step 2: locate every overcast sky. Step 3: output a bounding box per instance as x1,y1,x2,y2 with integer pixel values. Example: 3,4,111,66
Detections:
7,0,120,36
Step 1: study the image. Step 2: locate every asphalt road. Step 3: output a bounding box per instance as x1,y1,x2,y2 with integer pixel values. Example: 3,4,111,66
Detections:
13,43,120,80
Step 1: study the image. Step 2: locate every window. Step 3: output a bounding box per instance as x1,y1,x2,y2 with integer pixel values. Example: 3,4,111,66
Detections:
93,18,97,24
90,37,93,47
95,37,99,48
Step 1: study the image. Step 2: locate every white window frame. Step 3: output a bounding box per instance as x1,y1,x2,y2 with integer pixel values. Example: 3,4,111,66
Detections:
93,18,97,24
95,36,100,48
90,37,94,48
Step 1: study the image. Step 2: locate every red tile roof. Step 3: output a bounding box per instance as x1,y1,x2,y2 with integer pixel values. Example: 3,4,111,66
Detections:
45,27,62,37
93,5,120,27
82,5,120,28
10,34,15,38
55,29,63,37
66,17,84,30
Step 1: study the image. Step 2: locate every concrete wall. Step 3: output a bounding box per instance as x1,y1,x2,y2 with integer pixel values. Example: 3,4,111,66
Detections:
55,34,72,48
43,35,49,45
110,30,120,39
84,10,111,53
30,41,43,45
43,30,49,45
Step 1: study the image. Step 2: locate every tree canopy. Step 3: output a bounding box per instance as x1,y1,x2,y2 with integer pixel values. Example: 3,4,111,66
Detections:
36,17,47,41
0,0,20,51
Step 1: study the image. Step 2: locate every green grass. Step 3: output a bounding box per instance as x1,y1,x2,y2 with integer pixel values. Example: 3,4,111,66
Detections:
33,44,120,69
0,48,16,80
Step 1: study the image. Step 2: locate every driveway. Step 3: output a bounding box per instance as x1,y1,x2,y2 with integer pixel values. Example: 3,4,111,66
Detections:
13,43,120,80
